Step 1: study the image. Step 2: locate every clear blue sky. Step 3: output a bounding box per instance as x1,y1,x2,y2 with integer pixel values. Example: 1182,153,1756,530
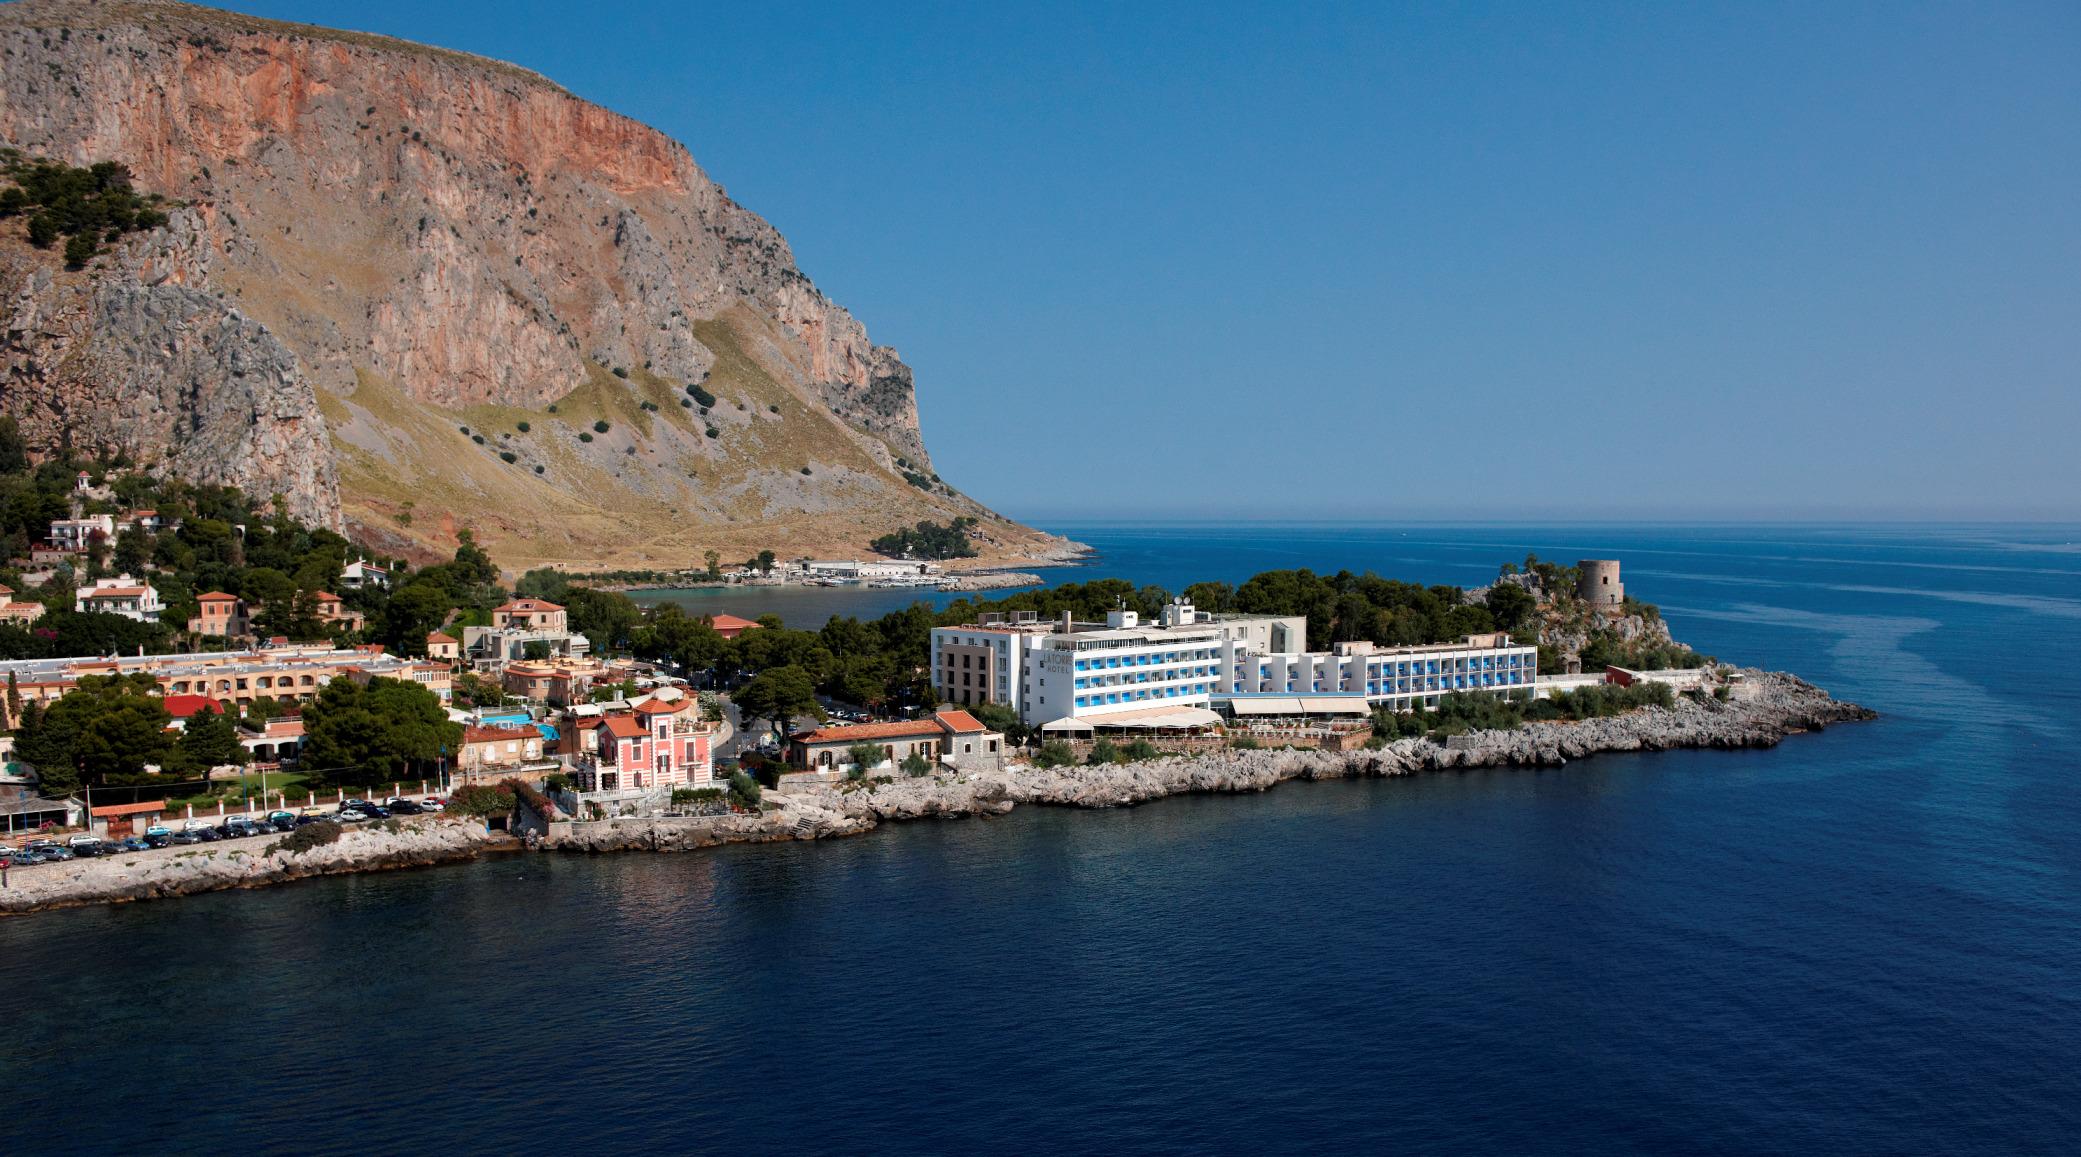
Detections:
219,1,2081,521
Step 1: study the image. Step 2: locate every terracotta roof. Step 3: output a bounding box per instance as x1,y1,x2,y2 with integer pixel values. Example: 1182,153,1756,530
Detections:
197,591,239,602
84,587,149,598
91,800,167,817
793,718,944,745
496,598,564,613
464,725,537,745
707,613,761,630
934,709,988,733
599,716,649,740
162,695,225,719
313,591,343,602
427,631,458,644
0,584,11,595
632,696,689,715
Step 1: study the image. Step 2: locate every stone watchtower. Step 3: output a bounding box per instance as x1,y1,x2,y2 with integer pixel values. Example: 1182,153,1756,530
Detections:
1577,559,1623,609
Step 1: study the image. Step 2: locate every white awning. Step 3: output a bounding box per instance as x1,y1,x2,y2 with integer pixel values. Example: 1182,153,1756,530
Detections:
1298,697,1371,716
1225,697,1303,716
1039,717,1095,734
1086,705,1223,730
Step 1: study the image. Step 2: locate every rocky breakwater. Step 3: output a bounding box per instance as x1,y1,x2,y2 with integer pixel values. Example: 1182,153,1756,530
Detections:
788,669,1874,824
0,820,513,916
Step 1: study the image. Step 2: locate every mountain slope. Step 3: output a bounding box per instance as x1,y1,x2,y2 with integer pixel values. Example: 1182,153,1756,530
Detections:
0,0,1070,569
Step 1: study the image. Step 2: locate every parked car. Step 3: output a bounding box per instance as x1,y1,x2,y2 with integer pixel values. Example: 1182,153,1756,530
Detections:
181,819,215,833
345,801,390,819
190,826,221,842
144,826,173,849
384,799,426,816
117,837,151,853
334,809,369,823
267,813,298,833
6,847,47,866
167,830,202,845
67,835,106,857
220,819,262,839
30,840,74,861
293,813,332,828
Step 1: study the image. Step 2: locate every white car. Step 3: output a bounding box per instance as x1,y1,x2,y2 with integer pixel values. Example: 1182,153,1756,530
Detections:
334,808,370,823
181,819,215,833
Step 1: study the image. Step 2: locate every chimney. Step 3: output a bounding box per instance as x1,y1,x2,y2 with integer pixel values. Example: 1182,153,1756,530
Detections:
1059,610,1073,635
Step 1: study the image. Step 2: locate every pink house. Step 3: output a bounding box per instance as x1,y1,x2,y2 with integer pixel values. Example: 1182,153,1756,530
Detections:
568,693,716,792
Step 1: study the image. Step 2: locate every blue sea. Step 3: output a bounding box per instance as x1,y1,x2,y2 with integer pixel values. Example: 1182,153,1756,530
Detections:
7,523,2081,1154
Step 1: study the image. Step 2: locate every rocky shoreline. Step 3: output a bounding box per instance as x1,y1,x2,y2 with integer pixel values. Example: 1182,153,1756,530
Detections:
0,821,519,916
4,671,1869,915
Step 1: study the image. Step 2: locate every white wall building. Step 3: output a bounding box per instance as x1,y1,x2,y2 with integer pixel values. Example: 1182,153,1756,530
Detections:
340,559,391,590
48,514,117,553
74,575,163,622
931,600,1537,726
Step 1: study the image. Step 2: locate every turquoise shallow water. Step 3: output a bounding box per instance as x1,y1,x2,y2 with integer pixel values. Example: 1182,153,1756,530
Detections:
6,523,2079,1154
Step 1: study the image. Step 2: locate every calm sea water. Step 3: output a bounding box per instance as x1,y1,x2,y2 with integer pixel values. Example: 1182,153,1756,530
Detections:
8,523,2081,1154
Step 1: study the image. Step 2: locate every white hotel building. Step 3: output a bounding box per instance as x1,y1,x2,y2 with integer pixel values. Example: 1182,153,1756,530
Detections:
931,601,1538,728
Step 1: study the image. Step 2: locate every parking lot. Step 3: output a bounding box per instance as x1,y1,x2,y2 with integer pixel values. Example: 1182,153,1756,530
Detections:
2,797,450,872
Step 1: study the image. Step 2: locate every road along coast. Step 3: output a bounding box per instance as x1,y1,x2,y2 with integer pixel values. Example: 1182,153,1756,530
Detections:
4,671,1869,913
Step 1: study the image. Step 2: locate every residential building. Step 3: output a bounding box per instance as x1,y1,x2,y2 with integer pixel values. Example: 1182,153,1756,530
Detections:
566,691,717,792
339,559,390,590
465,598,589,667
706,613,761,640
0,645,454,728
787,709,1001,772
312,591,365,631
0,585,46,625
75,575,163,622
493,598,567,632
47,513,116,553
189,591,250,637
502,657,610,705
128,509,166,534
341,660,454,703
454,724,556,786
426,632,461,662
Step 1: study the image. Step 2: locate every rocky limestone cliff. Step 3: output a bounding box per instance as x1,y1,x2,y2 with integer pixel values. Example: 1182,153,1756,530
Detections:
0,0,1072,567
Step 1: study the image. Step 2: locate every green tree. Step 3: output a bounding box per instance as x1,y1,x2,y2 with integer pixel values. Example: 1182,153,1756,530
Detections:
727,769,761,810
62,231,97,266
300,676,461,788
1033,739,1076,769
703,549,722,581
0,415,27,475
731,665,820,739
15,673,172,788
847,741,886,773
1484,582,1538,634
900,751,932,777
1087,737,1121,765
167,705,249,774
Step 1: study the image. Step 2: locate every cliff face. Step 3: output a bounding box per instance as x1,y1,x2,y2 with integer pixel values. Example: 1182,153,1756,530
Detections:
0,0,1066,567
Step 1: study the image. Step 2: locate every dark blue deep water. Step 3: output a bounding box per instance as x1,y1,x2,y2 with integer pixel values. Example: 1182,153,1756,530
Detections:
7,523,2080,1155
